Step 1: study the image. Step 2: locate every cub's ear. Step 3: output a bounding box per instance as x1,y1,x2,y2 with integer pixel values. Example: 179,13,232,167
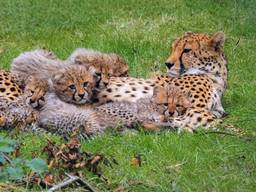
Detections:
209,32,225,51
184,31,193,36
74,55,84,65
51,71,64,83
152,86,167,103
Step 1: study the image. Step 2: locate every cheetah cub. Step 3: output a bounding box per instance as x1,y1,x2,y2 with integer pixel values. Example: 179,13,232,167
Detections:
67,48,129,88
37,85,191,138
0,85,39,131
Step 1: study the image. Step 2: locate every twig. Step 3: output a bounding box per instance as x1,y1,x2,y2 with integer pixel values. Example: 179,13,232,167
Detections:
0,152,13,166
47,173,96,192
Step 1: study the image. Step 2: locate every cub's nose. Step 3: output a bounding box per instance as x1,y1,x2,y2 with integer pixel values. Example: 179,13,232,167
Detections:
168,111,175,116
165,62,174,69
78,93,85,98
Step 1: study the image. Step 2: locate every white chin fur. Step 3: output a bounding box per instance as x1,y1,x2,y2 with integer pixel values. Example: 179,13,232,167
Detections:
167,70,179,77
183,68,206,75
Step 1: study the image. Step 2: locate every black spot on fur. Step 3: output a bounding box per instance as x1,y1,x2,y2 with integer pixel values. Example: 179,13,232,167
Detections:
116,84,122,87
106,88,112,92
194,95,199,98
131,94,136,97
197,117,202,122
10,87,16,92
132,87,136,91
144,86,149,90
143,91,148,94
114,95,121,97
0,88,6,92
207,119,213,123
129,83,135,85
5,82,10,86
125,90,130,93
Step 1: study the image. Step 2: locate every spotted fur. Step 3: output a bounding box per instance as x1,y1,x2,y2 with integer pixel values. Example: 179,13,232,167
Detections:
97,32,228,131
0,69,23,102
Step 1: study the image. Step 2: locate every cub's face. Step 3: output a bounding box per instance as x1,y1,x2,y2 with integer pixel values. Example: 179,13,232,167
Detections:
75,53,129,88
25,77,49,109
52,65,97,105
153,86,191,117
165,32,226,76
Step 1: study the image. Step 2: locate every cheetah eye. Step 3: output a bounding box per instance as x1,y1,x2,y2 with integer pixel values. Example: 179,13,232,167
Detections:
95,72,101,77
83,82,89,87
164,103,168,106
69,84,76,90
30,90,34,94
183,48,191,53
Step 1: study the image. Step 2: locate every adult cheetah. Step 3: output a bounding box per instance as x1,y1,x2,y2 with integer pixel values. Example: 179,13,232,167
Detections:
97,32,228,131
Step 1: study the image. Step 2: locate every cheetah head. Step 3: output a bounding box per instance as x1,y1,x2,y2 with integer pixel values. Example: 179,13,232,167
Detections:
152,85,191,117
51,65,98,105
73,49,129,89
165,32,227,78
25,77,48,109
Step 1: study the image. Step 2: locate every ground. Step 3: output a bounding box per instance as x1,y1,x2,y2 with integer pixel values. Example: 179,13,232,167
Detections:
0,0,256,191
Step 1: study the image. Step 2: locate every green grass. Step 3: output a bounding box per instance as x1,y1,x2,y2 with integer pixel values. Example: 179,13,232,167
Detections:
0,0,255,191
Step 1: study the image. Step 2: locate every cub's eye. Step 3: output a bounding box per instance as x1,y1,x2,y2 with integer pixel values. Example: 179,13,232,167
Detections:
30,90,34,94
164,103,168,106
69,84,76,90
83,82,89,87
95,72,101,77
183,48,191,53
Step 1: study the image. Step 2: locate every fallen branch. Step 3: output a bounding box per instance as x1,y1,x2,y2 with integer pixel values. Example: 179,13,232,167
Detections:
0,152,13,166
47,173,96,192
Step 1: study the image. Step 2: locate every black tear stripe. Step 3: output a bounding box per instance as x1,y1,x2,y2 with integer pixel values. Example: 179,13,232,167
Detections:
72,90,77,102
179,50,186,75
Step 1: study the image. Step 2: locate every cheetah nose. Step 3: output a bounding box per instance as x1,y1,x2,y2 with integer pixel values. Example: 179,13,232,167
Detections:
165,62,174,69
103,82,108,86
168,112,175,116
78,93,85,98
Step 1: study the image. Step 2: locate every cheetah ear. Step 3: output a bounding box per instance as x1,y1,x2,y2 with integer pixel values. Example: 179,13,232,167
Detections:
209,32,225,51
52,71,64,83
74,56,84,65
184,31,193,36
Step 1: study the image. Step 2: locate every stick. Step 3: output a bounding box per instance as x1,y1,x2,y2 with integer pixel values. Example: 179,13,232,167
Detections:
0,152,13,166
47,173,96,192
